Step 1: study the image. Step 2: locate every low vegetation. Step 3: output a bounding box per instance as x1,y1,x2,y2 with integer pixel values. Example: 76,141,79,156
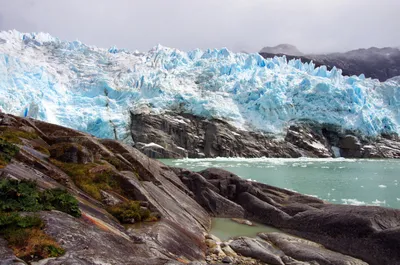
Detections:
50,158,158,224
33,145,51,156
50,152,159,224
0,213,64,261
107,201,150,223
51,159,122,201
0,179,81,262
0,127,38,144
103,155,130,171
0,139,19,168
0,179,81,217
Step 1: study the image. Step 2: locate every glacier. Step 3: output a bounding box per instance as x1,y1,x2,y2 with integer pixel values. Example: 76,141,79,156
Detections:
0,30,399,141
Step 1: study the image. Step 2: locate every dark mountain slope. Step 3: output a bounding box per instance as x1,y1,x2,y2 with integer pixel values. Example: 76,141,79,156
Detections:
260,46,400,81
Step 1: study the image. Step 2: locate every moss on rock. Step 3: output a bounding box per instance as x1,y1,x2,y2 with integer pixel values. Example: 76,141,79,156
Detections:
0,139,19,169
51,159,122,201
0,126,38,144
33,145,51,156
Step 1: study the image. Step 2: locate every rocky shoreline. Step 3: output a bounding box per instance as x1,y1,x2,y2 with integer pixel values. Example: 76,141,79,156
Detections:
203,231,368,265
0,113,400,265
131,112,400,159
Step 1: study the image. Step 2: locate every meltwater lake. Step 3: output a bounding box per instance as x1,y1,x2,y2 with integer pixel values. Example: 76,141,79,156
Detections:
161,158,400,209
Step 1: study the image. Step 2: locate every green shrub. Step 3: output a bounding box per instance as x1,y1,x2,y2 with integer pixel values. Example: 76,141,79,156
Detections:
107,201,150,224
40,189,81,218
16,215,44,228
0,139,19,168
0,179,41,212
0,212,43,229
0,179,81,217
0,179,72,262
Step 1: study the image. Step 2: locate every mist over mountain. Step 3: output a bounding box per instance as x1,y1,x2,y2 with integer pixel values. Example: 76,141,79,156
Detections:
259,44,303,56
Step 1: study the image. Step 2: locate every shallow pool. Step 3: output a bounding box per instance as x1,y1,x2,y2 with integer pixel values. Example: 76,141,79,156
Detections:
210,218,283,241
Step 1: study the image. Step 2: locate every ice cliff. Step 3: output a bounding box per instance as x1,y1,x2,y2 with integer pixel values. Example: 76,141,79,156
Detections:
0,30,399,140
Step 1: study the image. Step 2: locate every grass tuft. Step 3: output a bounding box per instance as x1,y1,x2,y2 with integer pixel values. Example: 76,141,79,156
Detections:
106,201,150,224
0,127,38,144
33,145,51,156
51,159,122,200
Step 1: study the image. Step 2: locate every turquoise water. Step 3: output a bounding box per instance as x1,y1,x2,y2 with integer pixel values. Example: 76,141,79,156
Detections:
210,218,283,241
160,158,400,209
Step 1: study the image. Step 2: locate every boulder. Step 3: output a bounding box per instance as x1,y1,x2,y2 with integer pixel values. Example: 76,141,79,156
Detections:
100,190,122,206
229,237,285,265
259,232,368,265
222,256,233,263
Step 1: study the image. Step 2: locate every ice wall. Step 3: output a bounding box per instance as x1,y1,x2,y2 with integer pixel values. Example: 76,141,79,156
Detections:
0,30,399,140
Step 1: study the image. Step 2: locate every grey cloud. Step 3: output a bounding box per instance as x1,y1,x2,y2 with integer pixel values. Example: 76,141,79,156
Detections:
0,0,399,53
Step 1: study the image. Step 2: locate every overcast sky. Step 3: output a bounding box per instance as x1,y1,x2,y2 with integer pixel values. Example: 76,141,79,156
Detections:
0,0,399,53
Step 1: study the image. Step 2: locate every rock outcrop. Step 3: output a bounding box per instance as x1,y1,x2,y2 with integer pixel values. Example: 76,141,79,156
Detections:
175,167,400,265
0,112,210,264
1,112,400,265
131,112,400,159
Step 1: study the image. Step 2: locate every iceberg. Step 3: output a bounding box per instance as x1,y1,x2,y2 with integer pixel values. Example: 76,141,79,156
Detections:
0,30,399,141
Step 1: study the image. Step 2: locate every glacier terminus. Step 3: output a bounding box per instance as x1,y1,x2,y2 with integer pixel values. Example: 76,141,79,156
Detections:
0,30,399,142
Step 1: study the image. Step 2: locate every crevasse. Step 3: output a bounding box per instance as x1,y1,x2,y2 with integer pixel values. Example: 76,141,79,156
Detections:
0,30,399,141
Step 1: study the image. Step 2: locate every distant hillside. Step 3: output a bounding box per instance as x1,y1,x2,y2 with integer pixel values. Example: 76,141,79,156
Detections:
260,46,400,81
260,44,303,56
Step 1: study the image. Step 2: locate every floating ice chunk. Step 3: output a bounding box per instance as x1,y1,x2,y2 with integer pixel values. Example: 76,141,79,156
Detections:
341,199,366,206
378,185,387,188
372,199,386,205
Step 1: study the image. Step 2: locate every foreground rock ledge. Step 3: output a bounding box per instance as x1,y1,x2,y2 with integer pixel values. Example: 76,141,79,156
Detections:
174,167,400,265
0,113,399,265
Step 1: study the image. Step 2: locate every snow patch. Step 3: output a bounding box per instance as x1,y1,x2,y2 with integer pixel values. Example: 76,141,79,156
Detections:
143,142,164,149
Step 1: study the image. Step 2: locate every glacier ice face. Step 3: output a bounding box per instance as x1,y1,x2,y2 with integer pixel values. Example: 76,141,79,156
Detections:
0,30,399,141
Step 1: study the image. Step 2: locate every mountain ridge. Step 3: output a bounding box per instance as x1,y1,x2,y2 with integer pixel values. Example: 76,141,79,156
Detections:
259,44,400,81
